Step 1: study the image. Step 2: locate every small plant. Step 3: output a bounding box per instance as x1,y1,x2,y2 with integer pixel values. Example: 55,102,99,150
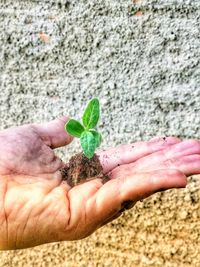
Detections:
65,98,102,159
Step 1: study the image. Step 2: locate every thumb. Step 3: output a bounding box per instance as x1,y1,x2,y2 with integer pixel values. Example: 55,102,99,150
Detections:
34,116,73,148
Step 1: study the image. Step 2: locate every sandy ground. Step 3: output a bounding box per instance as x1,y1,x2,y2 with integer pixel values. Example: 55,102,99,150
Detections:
0,0,200,266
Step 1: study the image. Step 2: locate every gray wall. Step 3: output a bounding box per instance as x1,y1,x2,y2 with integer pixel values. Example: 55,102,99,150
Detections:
0,0,200,266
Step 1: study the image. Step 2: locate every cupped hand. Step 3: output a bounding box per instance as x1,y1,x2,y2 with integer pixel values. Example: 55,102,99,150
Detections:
0,118,199,250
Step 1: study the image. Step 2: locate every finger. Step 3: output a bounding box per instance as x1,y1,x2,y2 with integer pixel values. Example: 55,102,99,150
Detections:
92,169,186,224
133,154,200,176
128,140,200,174
165,139,200,158
67,178,103,229
98,137,181,173
33,116,73,148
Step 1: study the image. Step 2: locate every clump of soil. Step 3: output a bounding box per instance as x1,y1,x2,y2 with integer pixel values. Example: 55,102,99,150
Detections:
60,152,109,187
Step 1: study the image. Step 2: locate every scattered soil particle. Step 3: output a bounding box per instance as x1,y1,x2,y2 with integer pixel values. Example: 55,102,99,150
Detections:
60,152,109,187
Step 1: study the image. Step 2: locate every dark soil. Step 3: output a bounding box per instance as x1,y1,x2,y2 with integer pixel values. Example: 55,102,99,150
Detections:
60,152,109,187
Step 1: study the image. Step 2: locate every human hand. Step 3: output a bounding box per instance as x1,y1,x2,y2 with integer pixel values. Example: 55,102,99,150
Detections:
0,117,73,176
0,118,199,250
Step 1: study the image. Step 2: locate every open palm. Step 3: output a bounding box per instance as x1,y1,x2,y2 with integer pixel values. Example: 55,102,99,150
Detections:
0,117,200,250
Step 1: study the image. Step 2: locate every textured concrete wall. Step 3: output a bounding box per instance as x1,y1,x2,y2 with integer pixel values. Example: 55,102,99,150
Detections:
0,0,200,266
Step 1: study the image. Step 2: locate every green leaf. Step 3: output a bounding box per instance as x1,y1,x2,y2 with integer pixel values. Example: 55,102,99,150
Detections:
82,98,100,129
65,119,85,138
80,131,96,159
90,130,102,148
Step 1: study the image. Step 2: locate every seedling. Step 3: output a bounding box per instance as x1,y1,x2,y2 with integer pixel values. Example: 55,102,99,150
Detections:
65,98,102,159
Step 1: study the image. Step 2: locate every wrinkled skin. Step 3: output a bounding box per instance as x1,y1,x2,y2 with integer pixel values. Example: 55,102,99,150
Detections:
0,117,200,250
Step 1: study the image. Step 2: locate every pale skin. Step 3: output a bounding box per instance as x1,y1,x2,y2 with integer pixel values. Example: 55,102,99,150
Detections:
0,117,200,250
